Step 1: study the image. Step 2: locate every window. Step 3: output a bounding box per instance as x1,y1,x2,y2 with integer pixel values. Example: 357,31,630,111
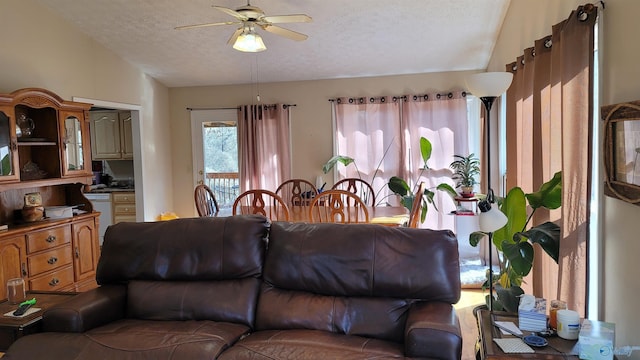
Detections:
331,92,470,229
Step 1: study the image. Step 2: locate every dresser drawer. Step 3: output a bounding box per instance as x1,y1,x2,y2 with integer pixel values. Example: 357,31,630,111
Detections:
28,265,74,291
26,225,71,254
113,215,136,224
112,193,135,203
113,203,136,215
27,245,72,277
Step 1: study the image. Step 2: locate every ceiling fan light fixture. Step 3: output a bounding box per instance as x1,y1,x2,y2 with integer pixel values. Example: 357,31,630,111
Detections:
233,28,266,52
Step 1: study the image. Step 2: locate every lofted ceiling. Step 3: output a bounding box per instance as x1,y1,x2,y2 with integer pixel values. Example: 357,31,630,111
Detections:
36,0,511,88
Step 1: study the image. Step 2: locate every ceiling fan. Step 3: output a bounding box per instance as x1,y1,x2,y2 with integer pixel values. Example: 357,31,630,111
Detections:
175,1,312,52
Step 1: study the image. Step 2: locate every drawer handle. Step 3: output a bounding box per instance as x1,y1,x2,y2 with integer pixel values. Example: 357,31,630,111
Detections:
49,278,60,287
48,257,58,265
46,235,56,243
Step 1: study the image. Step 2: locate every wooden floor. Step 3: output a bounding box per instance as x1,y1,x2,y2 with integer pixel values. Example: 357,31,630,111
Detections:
456,289,486,360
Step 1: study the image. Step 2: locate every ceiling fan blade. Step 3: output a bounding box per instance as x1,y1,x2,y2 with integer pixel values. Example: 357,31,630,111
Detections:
227,28,243,45
262,25,308,41
175,21,239,30
263,14,312,24
213,6,248,21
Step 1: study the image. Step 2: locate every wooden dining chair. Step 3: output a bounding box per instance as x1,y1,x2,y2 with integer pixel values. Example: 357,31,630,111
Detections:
407,182,426,228
233,189,290,221
308,189,369,223
275,179,318,221
331,178,376,206
194,184,219,217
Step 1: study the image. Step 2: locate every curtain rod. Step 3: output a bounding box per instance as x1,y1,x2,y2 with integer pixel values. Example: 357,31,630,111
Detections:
328,92,466,103
187,104,296,111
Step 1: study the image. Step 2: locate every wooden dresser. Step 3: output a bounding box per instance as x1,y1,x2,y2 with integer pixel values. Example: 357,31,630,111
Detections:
0,213,100,296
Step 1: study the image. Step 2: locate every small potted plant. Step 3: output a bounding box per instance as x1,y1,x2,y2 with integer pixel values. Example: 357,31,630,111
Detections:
450,153,480,198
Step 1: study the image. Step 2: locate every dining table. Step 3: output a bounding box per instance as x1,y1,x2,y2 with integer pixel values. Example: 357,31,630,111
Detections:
215,205,409,225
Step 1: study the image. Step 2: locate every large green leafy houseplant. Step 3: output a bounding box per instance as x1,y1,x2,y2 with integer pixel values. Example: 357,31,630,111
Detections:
387,137,457,223
470,171,562,312
322,137,456,223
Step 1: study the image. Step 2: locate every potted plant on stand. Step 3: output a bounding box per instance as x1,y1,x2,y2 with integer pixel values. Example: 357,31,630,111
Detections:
450,153,480,198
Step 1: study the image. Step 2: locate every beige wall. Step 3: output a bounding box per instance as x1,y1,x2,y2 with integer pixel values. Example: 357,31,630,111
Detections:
0,0,173,221
490,0,640,354
169,71,477,217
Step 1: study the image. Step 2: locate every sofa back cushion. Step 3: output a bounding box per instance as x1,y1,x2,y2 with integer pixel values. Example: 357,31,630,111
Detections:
97,215,268,283
96,215,269,326
257,222,460,342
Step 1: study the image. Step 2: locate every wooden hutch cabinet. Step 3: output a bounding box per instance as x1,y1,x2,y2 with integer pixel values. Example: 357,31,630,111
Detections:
0,88,101,298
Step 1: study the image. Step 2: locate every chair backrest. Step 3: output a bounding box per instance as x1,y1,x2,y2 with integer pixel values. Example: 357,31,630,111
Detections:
194,184,219,217
275,179,318,221
408,182,426,228
233,189,290,221
331,178,376,206
308,189,369,223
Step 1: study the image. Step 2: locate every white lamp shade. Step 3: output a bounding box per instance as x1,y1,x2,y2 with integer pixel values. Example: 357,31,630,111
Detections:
233,32,266,52
478,204,508,232
465,72,513,97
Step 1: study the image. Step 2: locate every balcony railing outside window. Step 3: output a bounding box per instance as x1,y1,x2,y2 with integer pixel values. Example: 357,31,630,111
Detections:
205,172,239,208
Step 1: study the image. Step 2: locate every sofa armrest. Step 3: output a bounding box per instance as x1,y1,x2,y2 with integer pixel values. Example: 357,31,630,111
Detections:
43,284,127,333
404,301,462,360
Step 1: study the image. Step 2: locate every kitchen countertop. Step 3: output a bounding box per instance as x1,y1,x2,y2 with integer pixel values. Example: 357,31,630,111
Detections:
87,187,135,193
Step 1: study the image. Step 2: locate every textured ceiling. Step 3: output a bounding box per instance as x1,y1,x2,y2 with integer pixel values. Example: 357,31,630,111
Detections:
36,0,511,88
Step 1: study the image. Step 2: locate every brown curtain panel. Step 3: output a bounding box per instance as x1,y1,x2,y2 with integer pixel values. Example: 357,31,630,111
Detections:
505,3,596,316
238,104,292,192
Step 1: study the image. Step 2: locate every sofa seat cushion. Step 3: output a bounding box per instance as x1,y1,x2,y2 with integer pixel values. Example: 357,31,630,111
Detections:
4,319,250,359
219,329,406,359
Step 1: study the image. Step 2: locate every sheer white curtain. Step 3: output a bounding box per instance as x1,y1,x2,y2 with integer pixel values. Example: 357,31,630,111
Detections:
402,93,469,229
333,93,468,229
334,97,402,206
238,104,291,192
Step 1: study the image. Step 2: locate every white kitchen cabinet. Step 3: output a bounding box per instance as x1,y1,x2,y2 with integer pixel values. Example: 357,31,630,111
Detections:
90,111,133,160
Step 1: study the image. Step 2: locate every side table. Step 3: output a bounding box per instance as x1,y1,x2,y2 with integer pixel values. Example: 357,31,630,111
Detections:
0,291,77,351
476,308,580,359
454,196,479,214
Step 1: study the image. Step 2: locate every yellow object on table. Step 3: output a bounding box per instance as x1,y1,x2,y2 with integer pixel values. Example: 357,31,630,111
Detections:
370,215,409,226
157,212,179,221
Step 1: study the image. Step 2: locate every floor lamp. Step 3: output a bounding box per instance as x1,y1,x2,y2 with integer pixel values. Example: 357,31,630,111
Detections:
465,72,513,310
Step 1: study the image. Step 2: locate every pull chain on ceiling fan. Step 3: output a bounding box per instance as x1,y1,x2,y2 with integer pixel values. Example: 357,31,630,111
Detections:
175,1,312,52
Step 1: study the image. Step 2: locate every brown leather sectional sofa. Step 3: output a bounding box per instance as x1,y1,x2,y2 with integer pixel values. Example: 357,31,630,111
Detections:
4,215,463,359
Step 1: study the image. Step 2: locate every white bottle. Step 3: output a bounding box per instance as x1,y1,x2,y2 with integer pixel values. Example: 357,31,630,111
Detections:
556,309,580,340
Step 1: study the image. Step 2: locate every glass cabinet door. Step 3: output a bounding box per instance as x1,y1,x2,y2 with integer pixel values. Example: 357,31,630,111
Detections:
0,109,19,181
60,111,90,177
